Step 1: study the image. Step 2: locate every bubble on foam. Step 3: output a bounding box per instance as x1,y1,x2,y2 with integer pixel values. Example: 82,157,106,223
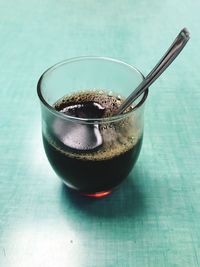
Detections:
108,91,113,97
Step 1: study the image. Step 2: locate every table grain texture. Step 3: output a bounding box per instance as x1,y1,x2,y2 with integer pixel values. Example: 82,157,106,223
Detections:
0,0,200,266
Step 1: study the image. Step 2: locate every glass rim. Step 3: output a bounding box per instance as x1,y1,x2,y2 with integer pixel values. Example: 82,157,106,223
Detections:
37,56,149,124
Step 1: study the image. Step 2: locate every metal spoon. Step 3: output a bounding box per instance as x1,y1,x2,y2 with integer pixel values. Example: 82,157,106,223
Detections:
117,28,190,115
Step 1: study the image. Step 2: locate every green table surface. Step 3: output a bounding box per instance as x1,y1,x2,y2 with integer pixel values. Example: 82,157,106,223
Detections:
0,1,200,266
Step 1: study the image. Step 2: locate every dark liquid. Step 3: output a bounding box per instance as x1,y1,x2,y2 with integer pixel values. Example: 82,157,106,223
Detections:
43,91,143,194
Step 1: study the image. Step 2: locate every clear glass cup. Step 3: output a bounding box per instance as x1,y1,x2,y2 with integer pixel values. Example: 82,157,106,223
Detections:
37,57,148,197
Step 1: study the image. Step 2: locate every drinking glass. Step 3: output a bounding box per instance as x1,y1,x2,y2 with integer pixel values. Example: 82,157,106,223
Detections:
37,57,148,197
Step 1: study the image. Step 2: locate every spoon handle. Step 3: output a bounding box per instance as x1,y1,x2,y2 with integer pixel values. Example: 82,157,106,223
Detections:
117,28,190,114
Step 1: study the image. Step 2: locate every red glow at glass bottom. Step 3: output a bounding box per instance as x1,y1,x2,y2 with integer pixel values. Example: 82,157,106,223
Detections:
82,191,112,198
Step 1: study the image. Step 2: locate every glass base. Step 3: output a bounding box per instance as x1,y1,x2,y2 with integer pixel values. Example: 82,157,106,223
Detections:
81,191,112,198
62,181,112,198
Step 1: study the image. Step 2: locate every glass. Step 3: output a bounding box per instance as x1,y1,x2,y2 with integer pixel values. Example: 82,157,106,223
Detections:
37,57,148,197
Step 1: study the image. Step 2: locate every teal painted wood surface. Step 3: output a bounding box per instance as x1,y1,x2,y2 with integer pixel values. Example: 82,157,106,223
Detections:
0,1,200,266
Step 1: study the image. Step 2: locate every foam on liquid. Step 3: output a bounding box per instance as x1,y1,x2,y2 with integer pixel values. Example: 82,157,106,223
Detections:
46,90,142,161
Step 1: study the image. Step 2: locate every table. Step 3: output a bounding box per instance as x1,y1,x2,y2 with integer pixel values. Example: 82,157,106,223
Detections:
0,1,200,266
